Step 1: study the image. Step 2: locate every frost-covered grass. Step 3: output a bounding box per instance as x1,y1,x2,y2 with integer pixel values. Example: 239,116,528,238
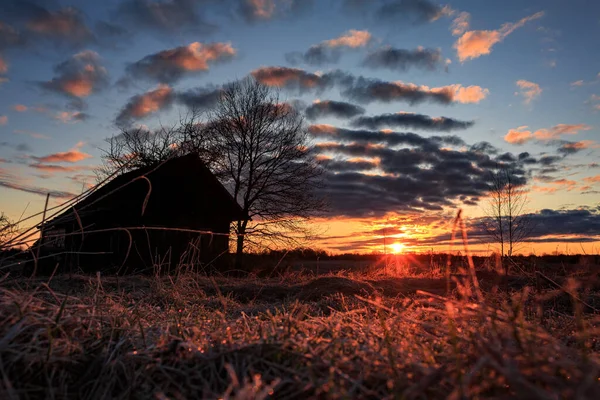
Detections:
0,268,598,399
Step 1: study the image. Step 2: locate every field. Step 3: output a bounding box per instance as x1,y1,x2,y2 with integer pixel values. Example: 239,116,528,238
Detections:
0,258,599,399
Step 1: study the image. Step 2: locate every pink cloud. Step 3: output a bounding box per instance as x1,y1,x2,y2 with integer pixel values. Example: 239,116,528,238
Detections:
40,50,108,98
551,179,578,190
454,12,544,62
505,124,592,144
12,104,27,112
126,42,236,84
323,30,372,48
0,56,7,74
252,67,489,104
442,84,489,104
251,66,322,88
245,0,276,20
308,124,338,135
504,126,532,144
531,185,558,194
584,175,600,184
128,84,172,118
116,84,175,125
451,11,470,36
534,124,591,140
0,167,75,199
516,80,542,104
561,140,598,151
33,142,92,163
54,111,89,123
26,7,93,44
0,116,7,125
29,163,88,173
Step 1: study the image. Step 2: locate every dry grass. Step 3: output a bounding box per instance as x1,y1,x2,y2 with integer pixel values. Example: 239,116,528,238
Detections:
0,267,599,399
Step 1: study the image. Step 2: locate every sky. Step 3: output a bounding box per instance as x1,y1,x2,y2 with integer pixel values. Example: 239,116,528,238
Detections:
0,0,599,255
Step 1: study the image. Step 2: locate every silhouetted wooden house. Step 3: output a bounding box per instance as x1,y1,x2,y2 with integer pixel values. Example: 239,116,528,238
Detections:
38,154,246,274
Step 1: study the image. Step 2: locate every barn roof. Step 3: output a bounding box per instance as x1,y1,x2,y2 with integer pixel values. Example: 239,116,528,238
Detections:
45,153,247,228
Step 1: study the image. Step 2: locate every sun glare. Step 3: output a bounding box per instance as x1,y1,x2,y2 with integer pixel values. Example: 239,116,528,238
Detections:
390,242,404,254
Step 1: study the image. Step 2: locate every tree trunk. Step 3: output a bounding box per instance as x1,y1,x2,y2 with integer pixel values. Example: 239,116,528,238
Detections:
235,219,247,271
235,231,244,271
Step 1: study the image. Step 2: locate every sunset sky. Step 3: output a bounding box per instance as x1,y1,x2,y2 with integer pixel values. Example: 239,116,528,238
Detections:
1,0,599,255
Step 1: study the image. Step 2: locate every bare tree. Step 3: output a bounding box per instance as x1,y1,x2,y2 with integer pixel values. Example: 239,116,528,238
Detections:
0,212,17,251
98,79,324,267
482,169,505,258
482,166,532,273
97,109,218,180
503,169,530,257
202,78,325,268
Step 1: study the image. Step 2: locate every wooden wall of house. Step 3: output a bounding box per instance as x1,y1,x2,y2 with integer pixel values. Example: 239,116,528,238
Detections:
37,155,243,275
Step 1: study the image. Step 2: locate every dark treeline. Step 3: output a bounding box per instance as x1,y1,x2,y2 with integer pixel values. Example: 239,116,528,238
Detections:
251,248,600,265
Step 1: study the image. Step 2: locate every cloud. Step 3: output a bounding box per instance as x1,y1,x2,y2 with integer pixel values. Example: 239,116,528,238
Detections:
342,78,488,105
0,56,7,74
32,144,92,164
123,42,236,84
28,163,87,173
0,2,134,50
251,67,489,105
516,80,542,104
25,6,93,46
117,84,222,124
309,126,527,217
352,112,474,131
324,29,372,48
0,21,24,49
310,125,468,149
504,127,533,145
534,124,592,140
1,165,75,198
450,11,470,36
443,84,489,103
175,87,222,110
454,11,544,62
557,140,598,155
362,46,445,72
321,158,380,174
239,0,277,22
0,116,7,125
305,100,365,120
374,0,447,25
54,111,90,123
286,29,371,66
115,84,175,126
39,50,108,99
505,124,592,144
525,208,600,237
571,80,584,87
392,208,600,247
115,0,217,35
12,104,27,112
590,94,600,110
584,175,600,184
0,141,31,152
14,129,50,140
238,0,313,23
0,177,75,199
251,66,331,90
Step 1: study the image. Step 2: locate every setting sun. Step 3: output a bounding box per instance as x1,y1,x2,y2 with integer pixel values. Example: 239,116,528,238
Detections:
390,242,404,254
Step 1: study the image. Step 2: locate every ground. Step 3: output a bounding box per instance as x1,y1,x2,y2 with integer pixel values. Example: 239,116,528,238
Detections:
0,260,599,399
